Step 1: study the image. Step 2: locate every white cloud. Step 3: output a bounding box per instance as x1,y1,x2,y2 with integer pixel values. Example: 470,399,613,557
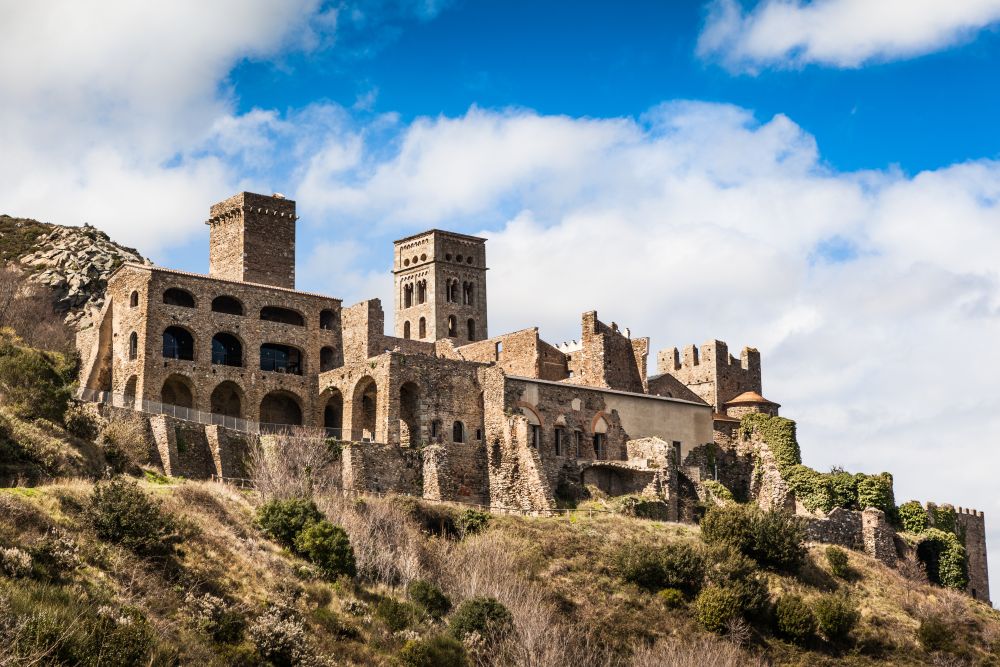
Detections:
293,103,1000,601
699,0,1000,72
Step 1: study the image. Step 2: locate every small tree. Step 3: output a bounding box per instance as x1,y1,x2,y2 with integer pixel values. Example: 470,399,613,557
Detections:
775,595,816,645
449,597,514,641
407,579,452,619
87,477,176,557
293,520,356,579
825,546,850,579
813,594,859,642
257,498,323,548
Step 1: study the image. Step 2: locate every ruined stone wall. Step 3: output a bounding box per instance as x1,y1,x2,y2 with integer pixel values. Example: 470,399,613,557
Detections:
573,311,647,393
657,340,761,411
954,508,991,604
341,442,423,496
457,328,540,376
208,192,297,289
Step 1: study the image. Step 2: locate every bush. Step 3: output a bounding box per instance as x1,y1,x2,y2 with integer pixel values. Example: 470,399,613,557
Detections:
813,594,858,642
249,606,311,666
0,546,32,578
897,500,928,534
407,579,452,619
856,472,896,519
702,480,734,504
704,545,768,617
775,595,815,645
701,504,805,573
398,634,468,667
0,338,73,423
615,541,705,595
376,597,417,632
740,413,800,470
657,588,686,609
86,477,176,557
257,498,323,548
825,546,850,578
293,519,356,579
64,404,99,440
98,413,151,469
694,586,741,633
916,528,968,591
449,597,514,641
917,613,952,652
457,509,490,537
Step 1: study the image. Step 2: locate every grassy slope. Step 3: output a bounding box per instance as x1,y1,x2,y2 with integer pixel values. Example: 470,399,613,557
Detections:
0,480,997,666
0,215,52,264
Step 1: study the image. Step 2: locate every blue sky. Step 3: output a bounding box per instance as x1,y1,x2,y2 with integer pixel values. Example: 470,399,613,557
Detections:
3,0,1000,601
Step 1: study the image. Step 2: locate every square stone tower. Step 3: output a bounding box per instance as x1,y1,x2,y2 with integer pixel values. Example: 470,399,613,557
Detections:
393,230,488,343
206,192,297,289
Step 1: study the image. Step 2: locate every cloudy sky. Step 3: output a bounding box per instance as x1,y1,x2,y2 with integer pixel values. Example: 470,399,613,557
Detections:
2,0,1000,599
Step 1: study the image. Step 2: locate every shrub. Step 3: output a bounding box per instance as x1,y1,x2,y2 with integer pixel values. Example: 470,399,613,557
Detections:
784,465,834,513
449,597,514,641
928,504,957,534
704,545,768,617
825,546,850,578
186,592,246,644
0,546,32,578
855,472,896,519
98,413,151,469
775,595,816,645
657,588,686,609
615,541,705,595
701,504,805,573
740,413,800,470
407,579,452,619
257,498,323,548
0,338,73,422
813,594,858,642
82,607,155,666
702,480,734,504
917,613,952,652
897,500,928,534
377,597,417,632
398,634,468,667
457,509,490,537
694,587,741,634
916,528,968,591
29,528,81,579
86,477,176,557
827,468,858,509
293,519,356,579
64,404,99,440
249,606,311,666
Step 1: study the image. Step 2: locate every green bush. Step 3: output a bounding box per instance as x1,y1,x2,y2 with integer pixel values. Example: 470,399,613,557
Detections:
928,504,957,534
64,404,99,440
827,468,858,509
813,594,859,642
457,509,490,537
407,579,452,619
916,528,968,591
897,500,928,534
825,546,850,579
694,586,741,633
615,541,705,595
775,594,816,645
376,597,417,632
86,477,176,557
701,504,805,573
702,480,734,504
740,413,800,471
0,338,73,423
398,634,468,667
256,498,323,548
449,597,514,641
856,472,896,519
704,545,768,616
656,588,686,609
917,613,952,652
784,465,834,513
293,520,356,579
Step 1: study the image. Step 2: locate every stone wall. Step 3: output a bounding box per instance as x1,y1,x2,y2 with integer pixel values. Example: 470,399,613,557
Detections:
954,507,991,604
570,311,648,393
341,441,423,496
208,192,297,289
657,340,761,412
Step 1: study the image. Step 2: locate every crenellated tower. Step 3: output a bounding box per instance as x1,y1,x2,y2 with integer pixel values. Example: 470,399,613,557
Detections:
206,192,297,289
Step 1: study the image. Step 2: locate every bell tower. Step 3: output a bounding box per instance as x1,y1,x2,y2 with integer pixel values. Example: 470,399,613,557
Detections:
392,230,488,344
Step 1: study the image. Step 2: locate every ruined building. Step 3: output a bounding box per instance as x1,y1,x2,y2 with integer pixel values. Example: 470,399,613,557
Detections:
77,191,990,603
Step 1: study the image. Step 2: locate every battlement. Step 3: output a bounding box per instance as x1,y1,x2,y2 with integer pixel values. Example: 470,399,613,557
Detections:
207,192,297,289
656,340,762,412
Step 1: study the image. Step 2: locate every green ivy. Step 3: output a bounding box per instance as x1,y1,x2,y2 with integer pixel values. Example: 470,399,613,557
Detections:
783,465,834,513
928,505,957,535
917,528,969,591
739,414,800,471
702,480,734,504
855,472,896,520
897,500,928,534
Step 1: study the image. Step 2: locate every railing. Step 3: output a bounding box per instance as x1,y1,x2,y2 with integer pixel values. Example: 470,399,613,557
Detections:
77,388,346,440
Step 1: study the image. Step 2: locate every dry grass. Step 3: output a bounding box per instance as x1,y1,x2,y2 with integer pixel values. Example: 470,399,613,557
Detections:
248,430,341,500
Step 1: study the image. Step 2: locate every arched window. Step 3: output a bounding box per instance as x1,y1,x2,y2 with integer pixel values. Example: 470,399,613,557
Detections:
211,295,244,315
210,381,243,418
324,390,343,435
452,421,465,443
129,291,139,308
448,280,459,303
163,288,195,308
161,374,194,408
260,391,303,427
463,281,474,305
467,318,476,341
417,280,426,304
162,326,194,360
211,333,243,367
403,283,413,308
430,419,442,442
128,332,138,360
260,343,303,375
320,346,336,372
403,321,411,339
447,316,457,337
554,427,566,456
260,306,305,326
593,416,608,460
320,309,337,330
418,317,426,339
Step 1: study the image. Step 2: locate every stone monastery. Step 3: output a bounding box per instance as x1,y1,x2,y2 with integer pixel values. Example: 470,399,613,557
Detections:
76,191,990,603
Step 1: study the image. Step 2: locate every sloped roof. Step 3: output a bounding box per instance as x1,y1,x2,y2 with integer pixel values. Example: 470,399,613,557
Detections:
725,391,780,406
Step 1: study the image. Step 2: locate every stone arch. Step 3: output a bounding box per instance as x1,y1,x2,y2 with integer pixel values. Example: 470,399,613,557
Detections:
211,332,243,367
161,374,194,409
351,376,378,441
211,295,244,315
591,412,610,433
128,331,138,360
210,381,243,418
162,326,195,361
417,280,426,304
516,401,543,427
163,287,195,308
403,283,413,308
591,413,610,460
129,291,139,308
323,389,344,435
403,321,411,340
452,420,465,443
260,342,303,375
517,401,542,449
260,305,305,326
123,375,138,408
320,309,338,330
260,390,303,427
467,318,476,341
320,346,337,372
418,317,426,339
399,381,420,446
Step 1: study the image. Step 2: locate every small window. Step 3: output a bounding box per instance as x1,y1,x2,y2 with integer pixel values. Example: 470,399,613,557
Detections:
211,295,244,315
128,332,138,360
453,421,465,443
448,316,457,337
261,306,305,326
419,317,427,339
672,441,682,466
496,341,503,356
404,283,413,308
475,428,482,440
574,430,583,458
320,309,337,330
529,424,541,449
431,419,442,441
554,427,565,456
417,280,426,304
467,318,476,341
403,321,411,339
594,433,607,460
129,291,139,308
320,346,336,372
163,288,195,308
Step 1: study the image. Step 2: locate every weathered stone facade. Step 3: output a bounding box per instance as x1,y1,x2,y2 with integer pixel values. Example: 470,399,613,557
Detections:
77,190,990,604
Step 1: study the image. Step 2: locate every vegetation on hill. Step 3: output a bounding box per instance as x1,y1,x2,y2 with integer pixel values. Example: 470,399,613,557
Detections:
0,215,52,263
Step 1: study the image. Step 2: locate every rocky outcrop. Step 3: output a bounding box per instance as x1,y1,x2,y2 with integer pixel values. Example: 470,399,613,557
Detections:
19,224,149,327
